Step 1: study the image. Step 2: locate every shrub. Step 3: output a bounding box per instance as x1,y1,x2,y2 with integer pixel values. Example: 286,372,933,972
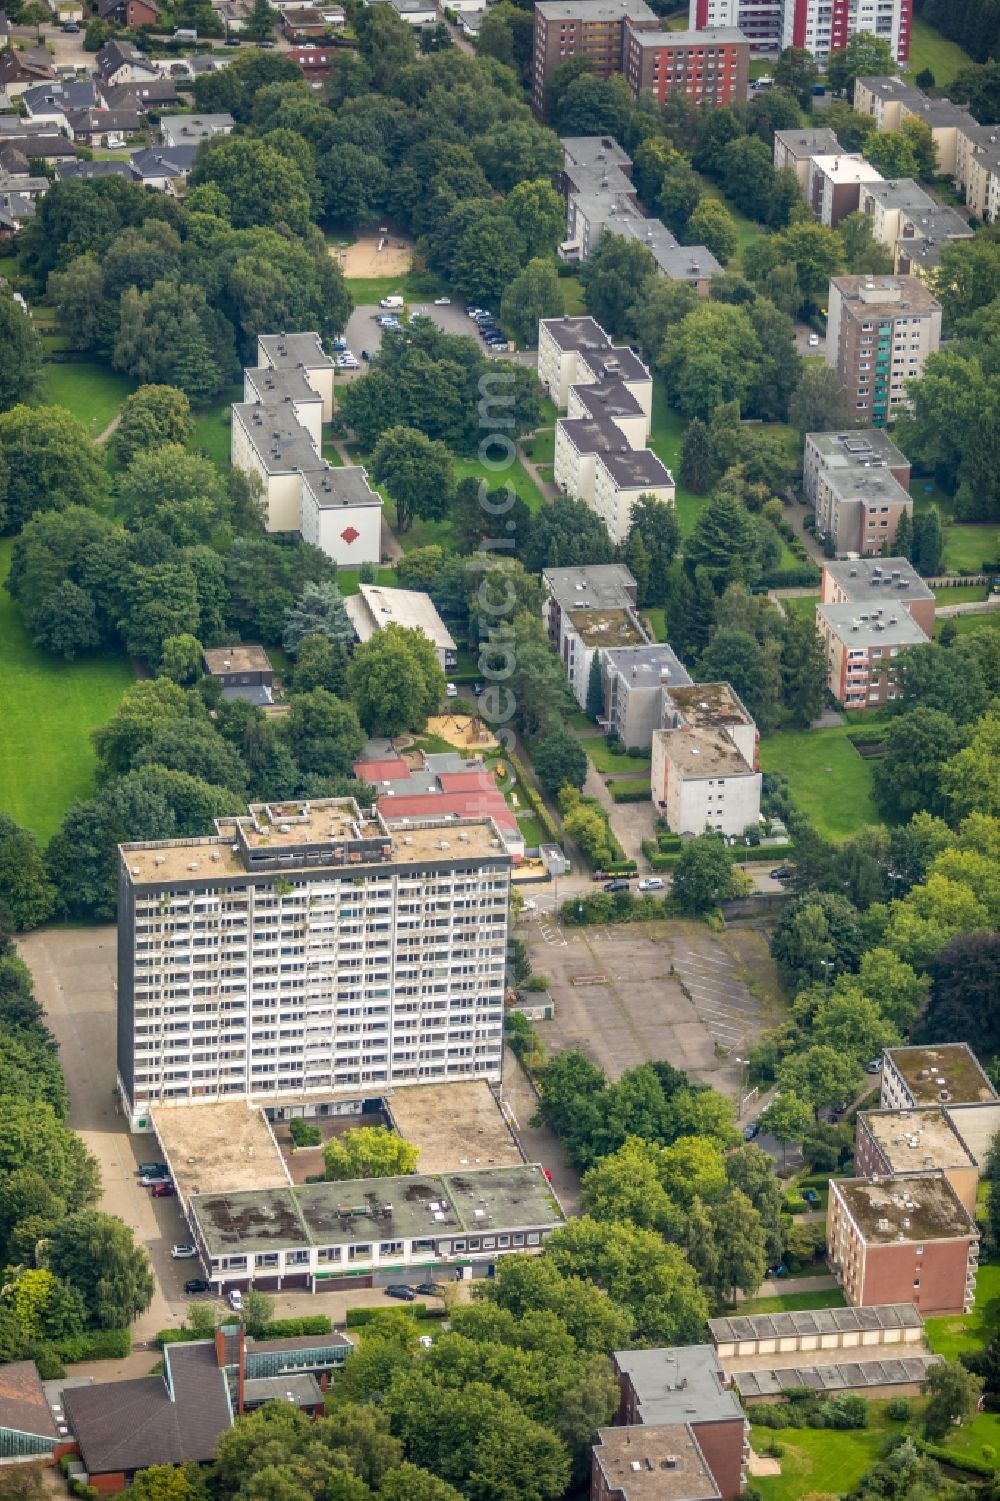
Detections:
886,1398,910,1422
508,752,560,843
609,782,652,803
522,975,549,991
57,1328,131,1362
259,1316,332,1339
346,1304,431,1327
31,1344,66,1380
820,1394,867,1429
289,1118,322,1147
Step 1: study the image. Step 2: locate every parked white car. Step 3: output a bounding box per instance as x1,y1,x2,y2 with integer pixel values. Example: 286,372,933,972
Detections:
637,877,665,892
229,1289,244,1312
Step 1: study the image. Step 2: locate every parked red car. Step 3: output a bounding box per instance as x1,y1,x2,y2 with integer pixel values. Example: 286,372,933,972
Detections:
152,1181,176,1197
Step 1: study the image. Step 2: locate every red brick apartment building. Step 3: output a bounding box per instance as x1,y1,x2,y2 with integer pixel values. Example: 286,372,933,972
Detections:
622,25,749,107
827,1174,979,1316
532,0,658,113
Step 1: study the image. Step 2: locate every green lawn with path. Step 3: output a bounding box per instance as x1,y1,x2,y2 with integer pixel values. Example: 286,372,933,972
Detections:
932,583,989,604
39,360,137,439
781,594,819,621
452,455,546,514
0,540,134,843
759,723,879,839
520,428,555,467
904,16,974,88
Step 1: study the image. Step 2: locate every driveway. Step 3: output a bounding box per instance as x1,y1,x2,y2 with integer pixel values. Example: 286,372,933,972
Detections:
794,321,825,356
18,928,194,1341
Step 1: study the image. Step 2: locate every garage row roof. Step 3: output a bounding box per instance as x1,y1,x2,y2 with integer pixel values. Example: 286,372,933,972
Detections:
735,1353,939,1398
709,1302,923,1344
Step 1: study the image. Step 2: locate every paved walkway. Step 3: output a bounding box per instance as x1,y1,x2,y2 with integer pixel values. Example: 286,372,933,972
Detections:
517,441,558,503
757,1272,838,1298
781,502,826,564
95,411,122,445
937,598,1000,618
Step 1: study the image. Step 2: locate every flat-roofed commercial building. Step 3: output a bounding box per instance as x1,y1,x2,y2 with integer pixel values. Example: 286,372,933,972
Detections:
186,1164,564,1292
116,800,511,1129
827,1173,978,1315
881,1045,998,1112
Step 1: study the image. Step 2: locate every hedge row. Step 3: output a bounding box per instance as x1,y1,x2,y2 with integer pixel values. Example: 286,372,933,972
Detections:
915,1439,997,1476
508,752,561,844
58,1328,131,1362
609,783,652,803
761,564,821,589
259,1316,332,1338
345,1303,446,1327
641,841,793,870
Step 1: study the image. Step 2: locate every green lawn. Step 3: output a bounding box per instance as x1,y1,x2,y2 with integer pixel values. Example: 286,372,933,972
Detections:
0,540,134,843
188,385,243,470
759,724,879,839
342,271,437,307
335,566,397,597
781,594,819,620
925,1263,1000,1360
741,1288,845,1314
321,439,345,467
39,360,137,439
520,428,555,467
648,383,703,539
931,583,989,604
904,15,974,88
452,456,546,514
643,607,667,640
516,811,548,847
750,1410,894,1501
939,1409,1000,1471
561,276,587,316
583,739,650,775
697,177,765,266
935,612,1000,639
913,482,1000,573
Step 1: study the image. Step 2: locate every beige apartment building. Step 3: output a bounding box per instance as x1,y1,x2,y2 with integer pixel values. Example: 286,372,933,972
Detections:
825,275,942,427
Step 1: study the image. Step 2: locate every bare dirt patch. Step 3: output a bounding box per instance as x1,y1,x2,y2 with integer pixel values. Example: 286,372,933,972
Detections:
336,233,414,277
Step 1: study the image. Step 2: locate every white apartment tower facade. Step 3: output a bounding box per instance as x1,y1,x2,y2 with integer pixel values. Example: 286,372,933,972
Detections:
689,0,910,60
117,800,511,1130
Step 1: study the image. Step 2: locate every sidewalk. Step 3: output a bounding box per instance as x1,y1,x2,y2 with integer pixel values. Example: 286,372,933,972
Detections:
757,1272,838,1298
517,442,558,503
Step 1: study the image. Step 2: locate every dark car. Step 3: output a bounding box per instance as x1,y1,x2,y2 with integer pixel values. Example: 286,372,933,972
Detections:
62,21,80,29
472,681,483,696
184,1278,210,1294
361,349,371,361
742,1121,759,1141
138,1162,168,1177
769,867,791,880
414,1282,446,1297
152,1181,176,1197
224,35,241,43
603,878,630,893
384,1284,416,1301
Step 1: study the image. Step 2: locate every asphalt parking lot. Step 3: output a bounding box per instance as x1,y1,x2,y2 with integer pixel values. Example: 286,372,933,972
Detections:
340,303,537,381
518,916,777,1096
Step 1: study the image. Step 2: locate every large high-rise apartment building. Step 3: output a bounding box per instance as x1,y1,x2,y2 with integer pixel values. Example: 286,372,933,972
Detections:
532,0,658,114
689,0,910,61
825,274,941,427
116,800,511,1130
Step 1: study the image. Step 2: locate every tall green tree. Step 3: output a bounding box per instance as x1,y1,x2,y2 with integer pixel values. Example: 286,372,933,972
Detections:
0,405,107,536
678,417,715,495
346,625,446,737
0,293,42,411
781,611,828,726
0,816,56,932
671,834,742,914
115,386,193,468
370,426,455,533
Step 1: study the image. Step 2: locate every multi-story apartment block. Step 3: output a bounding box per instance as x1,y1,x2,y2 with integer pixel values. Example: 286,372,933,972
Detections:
855,1108,980,1216
690,0,910,60
603,644,692,748
853,77,973,177
651,682,762,837
881,1045,998,1112
622,24,749,108
804,428,910,504
592,1423,720,1501
804,431,912,557
613,1347,749,1500
825,275,942,426
773,126,843,187
820,557,934,637
808,153,884,227
858,177,972,277
559,137,722,289
531,0,658,115
232,333,382,564
538,316,653,414
543,317,674,542
816,603,928,708
827,1173,978,1315
542,563,640,699
116,800,511,1130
